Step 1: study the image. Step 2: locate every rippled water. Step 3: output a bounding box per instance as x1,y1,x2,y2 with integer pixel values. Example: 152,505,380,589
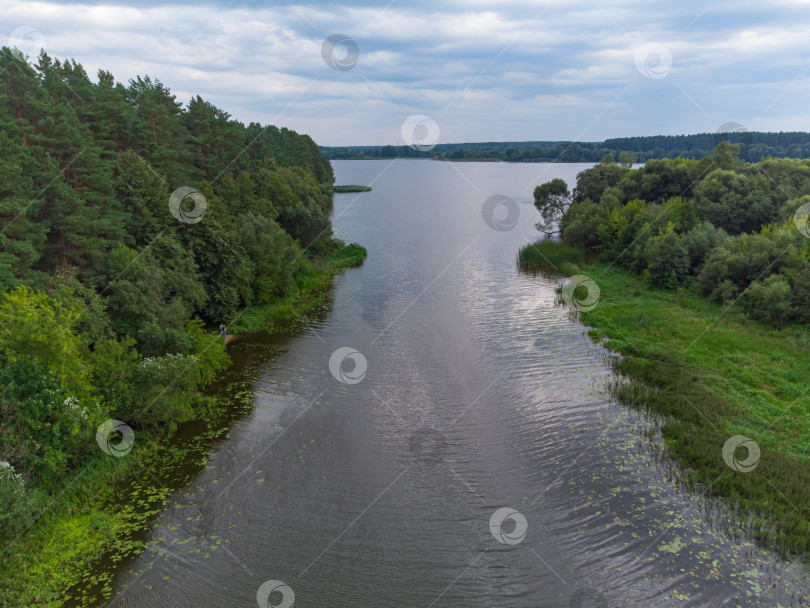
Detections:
97,160,809,607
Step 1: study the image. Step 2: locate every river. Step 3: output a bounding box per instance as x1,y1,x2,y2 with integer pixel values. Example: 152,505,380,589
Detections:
94,160,809,607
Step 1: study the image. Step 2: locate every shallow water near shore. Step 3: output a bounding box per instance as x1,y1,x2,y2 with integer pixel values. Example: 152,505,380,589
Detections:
84,159,809,607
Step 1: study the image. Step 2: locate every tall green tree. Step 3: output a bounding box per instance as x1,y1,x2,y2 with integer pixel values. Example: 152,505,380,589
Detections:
694,170,775,235
0,89,47,291
533,178,572,236
128,75,199,184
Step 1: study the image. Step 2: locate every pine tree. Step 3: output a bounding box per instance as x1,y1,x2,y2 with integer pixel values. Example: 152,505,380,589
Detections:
88,70,143,160
0,47,47,149
0,87,47,291
128,75,200,185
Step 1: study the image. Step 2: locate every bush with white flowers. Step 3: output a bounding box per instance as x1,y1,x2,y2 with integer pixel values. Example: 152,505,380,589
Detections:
0,461,24,494
0,460,32,542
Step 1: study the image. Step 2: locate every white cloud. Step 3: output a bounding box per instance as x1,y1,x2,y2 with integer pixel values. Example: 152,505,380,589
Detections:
4,0,810,145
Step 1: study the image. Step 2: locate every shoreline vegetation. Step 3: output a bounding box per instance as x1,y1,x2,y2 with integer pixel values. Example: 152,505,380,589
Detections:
0,47,365,607
518,146,810,558
334,184,372,192
519,243,810,557
0,244,365,608
232,241,366,335
321,131,810,163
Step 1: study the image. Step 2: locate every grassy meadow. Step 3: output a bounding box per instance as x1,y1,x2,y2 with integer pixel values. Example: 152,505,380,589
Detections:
519,240,810,557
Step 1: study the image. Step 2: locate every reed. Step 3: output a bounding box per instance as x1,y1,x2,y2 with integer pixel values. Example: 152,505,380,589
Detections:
517,239,585,272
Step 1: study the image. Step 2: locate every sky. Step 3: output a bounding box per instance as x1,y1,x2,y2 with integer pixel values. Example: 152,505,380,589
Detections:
5,0,810,147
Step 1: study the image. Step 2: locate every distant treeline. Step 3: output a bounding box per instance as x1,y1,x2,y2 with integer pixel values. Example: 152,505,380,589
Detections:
322,131,810,163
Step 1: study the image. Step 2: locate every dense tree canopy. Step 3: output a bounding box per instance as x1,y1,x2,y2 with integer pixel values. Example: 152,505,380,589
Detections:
0,47,339,533
534,145,810,328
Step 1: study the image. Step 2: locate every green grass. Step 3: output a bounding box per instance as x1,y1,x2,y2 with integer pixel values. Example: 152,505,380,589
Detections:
0,436,167,607
334,185,372,193
327,242,368,270
232,242,366,334
520,240,810,557
517,239,585,271
0,242,367,607
0,364,270,608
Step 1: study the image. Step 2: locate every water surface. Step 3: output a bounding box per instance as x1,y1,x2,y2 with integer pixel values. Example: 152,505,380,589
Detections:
99,160,809,608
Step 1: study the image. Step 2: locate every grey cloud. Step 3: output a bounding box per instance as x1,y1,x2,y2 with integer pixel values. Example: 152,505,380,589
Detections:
5,0,810,145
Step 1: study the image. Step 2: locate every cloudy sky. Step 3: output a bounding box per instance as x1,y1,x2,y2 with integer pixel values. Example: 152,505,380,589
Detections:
5,0,810,146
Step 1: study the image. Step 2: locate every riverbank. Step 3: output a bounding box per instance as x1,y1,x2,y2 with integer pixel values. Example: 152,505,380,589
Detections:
1,438,162,607
519,240,810,558
232,242,366,334
0,242,366,608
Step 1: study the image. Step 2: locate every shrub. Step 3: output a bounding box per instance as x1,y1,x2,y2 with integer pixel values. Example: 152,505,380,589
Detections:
237,212,300,302
708,279,740,305
694,169,776,235
277,200,332,252
561,199,606,249
791,265,810,324
740,274,794,328
645,226,690,289
618,157,703,203
131,353,202,430
571,162,629,204
89,338,140,420
136,322,197,357
697,231,786,296
682,221,729,273
0,362,101,485
780,194,810,224
0,461,35,543
596,198,649,266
